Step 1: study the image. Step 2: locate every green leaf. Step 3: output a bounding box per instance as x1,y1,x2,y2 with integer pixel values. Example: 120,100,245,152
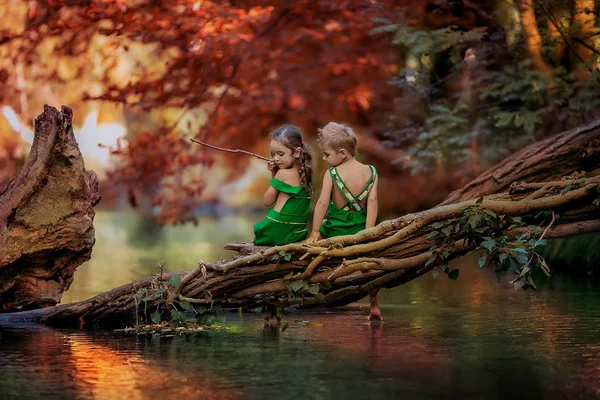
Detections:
315,293,326,303
539,259,551,277
284,272,294,280
141,296,151,302
483,209,497,219
442,225,452,237
593,197,600,207
513,277,527,291
284,255,292,261
481,240,495,252
170,309,183,323
447,269,459,280
427,230,440,239
195,306,208,314
319,281,332,290
534,239,546,248
308,284,320,295
431,267,441,279
518,266,531,278
179,300,194,311
151,310,161,324
289,280,305,293
514,247,528,254
560,186,573,194
279,250,286,256
476,196,484,205
468,214,482,229
170,276,182,289
271,255,280,261
478,255,486,267
433,222,446,229
425,256,437,267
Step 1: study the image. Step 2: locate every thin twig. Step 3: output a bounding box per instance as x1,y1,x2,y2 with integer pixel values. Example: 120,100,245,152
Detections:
189,138,271,161
539,211,556,241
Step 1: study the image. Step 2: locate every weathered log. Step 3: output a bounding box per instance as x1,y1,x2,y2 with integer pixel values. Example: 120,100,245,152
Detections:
1,119,599,328
441,118,600,204
0,105,99,311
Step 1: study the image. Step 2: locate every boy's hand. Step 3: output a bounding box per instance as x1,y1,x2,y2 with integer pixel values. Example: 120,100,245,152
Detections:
305,231,321,244
267,160,278,176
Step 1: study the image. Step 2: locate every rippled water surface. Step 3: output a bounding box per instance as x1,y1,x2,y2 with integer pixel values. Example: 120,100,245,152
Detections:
1,212,599,399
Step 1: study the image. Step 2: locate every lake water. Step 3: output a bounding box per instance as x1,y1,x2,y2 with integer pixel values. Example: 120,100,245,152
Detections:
1,211,599,399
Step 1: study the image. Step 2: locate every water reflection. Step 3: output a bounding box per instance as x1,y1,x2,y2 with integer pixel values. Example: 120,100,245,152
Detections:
2,211,598,399
61,211,261,303
2,270,600,399
0,324,236,399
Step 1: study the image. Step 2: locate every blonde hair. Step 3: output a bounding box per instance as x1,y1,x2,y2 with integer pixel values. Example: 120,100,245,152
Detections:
317,122,357,156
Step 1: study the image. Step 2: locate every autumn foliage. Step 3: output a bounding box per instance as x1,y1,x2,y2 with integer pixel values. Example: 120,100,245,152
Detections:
1,0,404,222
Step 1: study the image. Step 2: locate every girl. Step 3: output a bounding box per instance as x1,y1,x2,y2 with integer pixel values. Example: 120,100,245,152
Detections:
253,125,313,246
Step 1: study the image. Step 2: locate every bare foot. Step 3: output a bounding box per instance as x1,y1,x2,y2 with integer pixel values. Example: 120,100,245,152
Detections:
368,295,383,322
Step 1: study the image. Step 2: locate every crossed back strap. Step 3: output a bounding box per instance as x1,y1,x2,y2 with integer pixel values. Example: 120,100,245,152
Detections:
329,165,376,212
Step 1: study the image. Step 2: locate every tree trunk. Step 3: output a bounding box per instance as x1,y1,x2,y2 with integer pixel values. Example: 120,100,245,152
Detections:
0,105,99,311
572,0,597,80
518,0,552,76
440,118,600,205
1,119,599,329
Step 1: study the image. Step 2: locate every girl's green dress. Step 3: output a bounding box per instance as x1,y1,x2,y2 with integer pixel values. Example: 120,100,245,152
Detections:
253,178,311,246
320,165,376,238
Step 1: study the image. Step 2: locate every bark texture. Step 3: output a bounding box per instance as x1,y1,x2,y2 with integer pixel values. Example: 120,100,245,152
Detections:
441,118,600,205
0,105,99,311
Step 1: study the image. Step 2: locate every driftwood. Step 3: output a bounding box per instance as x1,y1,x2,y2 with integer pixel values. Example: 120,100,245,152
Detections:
1,119,600,328
0,105,99,312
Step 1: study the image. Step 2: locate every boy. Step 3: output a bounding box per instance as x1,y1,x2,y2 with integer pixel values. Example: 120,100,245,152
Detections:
306,122,382,321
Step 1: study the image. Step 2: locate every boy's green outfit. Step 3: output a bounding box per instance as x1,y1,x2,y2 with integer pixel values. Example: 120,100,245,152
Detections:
253,178,311,245
320,165,376,238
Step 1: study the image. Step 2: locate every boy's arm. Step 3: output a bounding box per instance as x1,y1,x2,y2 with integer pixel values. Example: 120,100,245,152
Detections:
306,171,333,243
365,173,379,228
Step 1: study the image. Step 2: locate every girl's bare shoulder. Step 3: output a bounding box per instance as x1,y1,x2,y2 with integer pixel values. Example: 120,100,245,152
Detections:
274,167,301,185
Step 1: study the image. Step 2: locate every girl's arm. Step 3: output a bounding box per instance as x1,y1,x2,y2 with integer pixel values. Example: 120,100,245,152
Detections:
306,171,333,243
365,173,379,228
263,161,279,207
263,186,278,207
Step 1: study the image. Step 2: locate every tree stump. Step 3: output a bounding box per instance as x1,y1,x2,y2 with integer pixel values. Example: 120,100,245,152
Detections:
0,105,99,311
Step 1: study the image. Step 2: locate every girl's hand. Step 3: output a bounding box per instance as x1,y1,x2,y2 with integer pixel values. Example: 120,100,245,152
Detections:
267,160,278,176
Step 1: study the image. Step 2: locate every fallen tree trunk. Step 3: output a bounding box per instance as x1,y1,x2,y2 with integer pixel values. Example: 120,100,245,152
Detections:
1,119,600,328
0,105,99,311
441,118,600,204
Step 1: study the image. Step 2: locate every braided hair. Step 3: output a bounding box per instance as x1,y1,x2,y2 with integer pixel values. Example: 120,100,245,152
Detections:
271,125,313,194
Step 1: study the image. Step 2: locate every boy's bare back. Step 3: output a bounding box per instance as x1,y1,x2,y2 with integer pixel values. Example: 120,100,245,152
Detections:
329,159,373,209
